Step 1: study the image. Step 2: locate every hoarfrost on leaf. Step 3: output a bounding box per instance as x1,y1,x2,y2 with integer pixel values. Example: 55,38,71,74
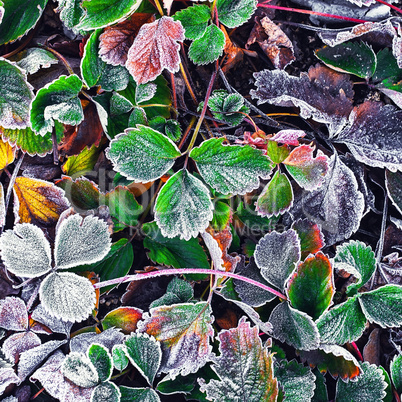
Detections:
88,344,113,382
0,297,28,331
31,303,74,336
2,331,41,363
216,0,257,29
0,367,20,394
16,48,58,75
62,351,99,388
70,328,125,354
92,382,121,402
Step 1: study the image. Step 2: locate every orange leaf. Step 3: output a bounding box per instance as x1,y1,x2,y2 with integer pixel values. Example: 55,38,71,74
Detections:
0,137,15,170
221,25,244,74
102,307,143,334
99,14,155,66
126,16,184,84
13,177,70,226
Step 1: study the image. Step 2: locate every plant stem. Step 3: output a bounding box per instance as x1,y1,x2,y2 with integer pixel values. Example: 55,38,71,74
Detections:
94,268,288,300
153,0,164,16
38,44,75,75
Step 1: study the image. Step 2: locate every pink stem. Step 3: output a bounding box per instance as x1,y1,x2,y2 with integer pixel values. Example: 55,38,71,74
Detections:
350,341,363,361
94,268,287,300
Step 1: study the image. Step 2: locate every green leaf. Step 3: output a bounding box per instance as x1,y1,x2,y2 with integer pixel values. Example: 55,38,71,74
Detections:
16,48,58,75
0,0,47,44
106,125,181,182
256,170,293,218
358,284,402,328
188,24,225,65
199,318,278,402
390,354,402,395
154,169,213,240
149,118,181,142
287,252,334,320
102,306,143,335
129,106,147,126
173,4,210,40
315,41,377,79
125,333,162,386
373,48,402,83
334,240,376,296
112,344,129,371
77,0,142,30
379,366,393,402
254,229,301,291
190,138,272,195
81,29,129,91
30,74,83,136
311,368,328,402
0,58,34,129
156,373,195,395
92,383,121,402
140,301,214,377
211,200,231,232
88,343,113,382
335,362,387,402
235,201,279,232
57,0,85,29
120,387,160,402
316,296,367,345
62,351,99,388
291,219,325,260
386,169,402,216
62,143,102,178
269,302,320,351
150,277,194,309
143,221,210,269
266,140,290,164
274,359,315,402
216,0,257,28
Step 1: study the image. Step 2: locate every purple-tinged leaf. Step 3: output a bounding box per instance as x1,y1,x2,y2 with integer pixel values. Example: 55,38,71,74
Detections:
298,344,361,381
198,318,278,402
335,362,387,401
390,354,402,395
297,154,364,246
70,328,124,354
269,302,320,351
0,297,28,331
31,303,73,336
3,332,41,363
251,64,354,134
61,351,99,388
256,170,293,218
88,343,113,382
316,296,367,345
283,145,329,191
287,252,334,320
271,129,305,146
254,229,301,291
138,302,214,378
386,169,402,215
335,101,402,172
291,219,325,260
0,367,20,394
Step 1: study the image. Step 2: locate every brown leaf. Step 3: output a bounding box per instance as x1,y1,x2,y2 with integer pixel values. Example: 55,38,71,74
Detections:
363,328,381,366
99,14,155,66
126,16,184,84
221,25,244,73
247,16,295,69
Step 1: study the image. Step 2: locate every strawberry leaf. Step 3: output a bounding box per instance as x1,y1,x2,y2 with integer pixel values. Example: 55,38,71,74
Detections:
390,354,402,395
173,4,210,40
316,296,367,345
106,125,181,182
139,301,214,378
102,306,143,335
154,169,213,240
150,277,193,309
62,351,99,388
198,318,278,402
16,48,58,75
57,0,85,29
386,169,402,215
217,0,257,29
287,252,334,320
266,140,290,164
291,219,325,260
30,74,84,136
190,138,272,195
119,386,160,402
92,382,121,402
112,345,129,371
0,297,28,331
88,343,113,382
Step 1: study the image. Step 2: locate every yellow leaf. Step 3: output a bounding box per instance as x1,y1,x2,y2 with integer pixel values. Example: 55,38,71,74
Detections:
13,177,70,225
0,138,15,169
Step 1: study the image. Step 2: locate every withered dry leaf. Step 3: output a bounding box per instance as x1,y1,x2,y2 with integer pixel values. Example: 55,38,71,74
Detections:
246,16,295,69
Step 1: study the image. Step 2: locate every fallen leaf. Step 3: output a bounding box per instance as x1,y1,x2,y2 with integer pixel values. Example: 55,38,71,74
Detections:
221,25,244,74
363,328,381,366
0,137,15,169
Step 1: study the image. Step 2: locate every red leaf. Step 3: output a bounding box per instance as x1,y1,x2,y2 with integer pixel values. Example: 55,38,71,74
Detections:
126,16,185,84
292,218,325,259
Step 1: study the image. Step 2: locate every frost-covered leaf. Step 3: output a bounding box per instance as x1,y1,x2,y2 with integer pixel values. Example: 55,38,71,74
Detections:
154,169,213,241
217,0,257,29
119,386,160,402
190,138,272,195
358,284,402,328
334,240,376,296
297,154,364,246
106,125,181,182
3,331,41,363
335,362,387,401
70,328,125,355
92,382,121,402
125,333,162,385
126,16,184,84
386,169,402,215
0,137,15,170
76,0,142,31
0,0,47,44
254,229,301,291
62,351,99,388
138,302,214,378
198,318,278,402
102,306,143,334
271,130,305,147
55,214,111,269
188,24,225,65
31,303,73,336
173,4,210,40
0,297,28,331
315,41,376,79
39,272,96,322
283,145,329,191
316,296,367,345
150,277,194,309
30,74,83,136
99,14,155,66
390,354,402,394
269,302,320,351
0,367,20,394
287,252,334,320
256,170,293,217
112,345,128,371
16,48,58,75
13,176,70,226
251,64,354,134
0,223,52,278
335,101,402,171
274,359,315,402
57,0,85,29
373,47,402,83
291,219,325,260
18,339,66,381
88,344,112,383
0,58,34,129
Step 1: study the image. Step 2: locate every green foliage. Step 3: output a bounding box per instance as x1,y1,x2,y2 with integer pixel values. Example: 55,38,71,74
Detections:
173,4,211,40
216,0,257,29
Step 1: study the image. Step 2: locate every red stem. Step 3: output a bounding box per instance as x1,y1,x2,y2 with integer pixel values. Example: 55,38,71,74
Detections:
94,268,288,300
257,3,369,23
350,341,363,361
